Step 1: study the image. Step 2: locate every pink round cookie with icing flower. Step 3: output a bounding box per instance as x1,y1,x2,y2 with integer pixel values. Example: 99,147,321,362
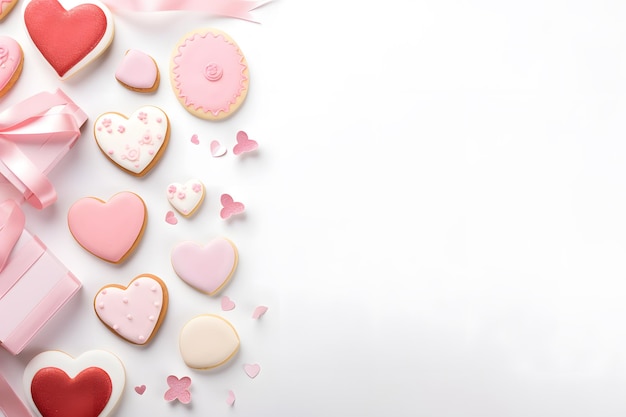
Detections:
170,28,249,121
0,36,23,97
94,274,168,345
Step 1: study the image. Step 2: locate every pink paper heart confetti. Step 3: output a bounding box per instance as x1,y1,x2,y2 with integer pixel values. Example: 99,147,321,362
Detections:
233,131,258,156
252,306,268,319
220,194,245,220
190,134,199,145
165,210,178,225
243,363,261,379
135,385,146,395
226,390,235,406
164,375,191,404
210,140,227,157
221,296,235,311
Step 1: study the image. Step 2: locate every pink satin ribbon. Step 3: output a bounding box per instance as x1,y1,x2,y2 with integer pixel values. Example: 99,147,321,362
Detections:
0,200,24,273
0,373,32,417
101,0,267,22
0,90,85,210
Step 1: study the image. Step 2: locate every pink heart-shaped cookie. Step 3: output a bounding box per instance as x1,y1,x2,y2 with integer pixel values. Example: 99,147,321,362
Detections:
68,192,147,263
0,36,23,97
94,106,170,176
171,238,238,295
94,274,168,345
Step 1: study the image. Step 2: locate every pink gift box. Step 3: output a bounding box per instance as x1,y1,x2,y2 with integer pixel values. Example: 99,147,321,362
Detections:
0,89,87,355
0,229,81,355
0,373,31,417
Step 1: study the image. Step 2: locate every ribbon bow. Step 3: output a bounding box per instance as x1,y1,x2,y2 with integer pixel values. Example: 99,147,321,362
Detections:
0,89,86,210
101,0,269,22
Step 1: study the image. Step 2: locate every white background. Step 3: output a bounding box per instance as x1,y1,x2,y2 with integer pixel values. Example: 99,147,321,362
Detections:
1,0,626,416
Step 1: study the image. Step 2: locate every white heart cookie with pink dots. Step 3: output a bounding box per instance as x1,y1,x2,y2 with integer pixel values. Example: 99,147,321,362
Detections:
166,179,205,217
94,274,168,345
94,106,170,176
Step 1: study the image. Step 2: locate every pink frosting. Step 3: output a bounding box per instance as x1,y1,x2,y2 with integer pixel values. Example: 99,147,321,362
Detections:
171,238,237,295
67,192,146,263
115,49,158,90
172,31,247,116
0,35,22,90
95,275,166,345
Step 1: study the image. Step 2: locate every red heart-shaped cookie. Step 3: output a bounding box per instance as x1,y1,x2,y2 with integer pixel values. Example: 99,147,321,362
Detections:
23,0,114,79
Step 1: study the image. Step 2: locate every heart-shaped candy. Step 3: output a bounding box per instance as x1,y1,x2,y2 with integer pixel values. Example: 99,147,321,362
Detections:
94,106,170,176
68,192,147,263
179,315,240,369
171,238,238,295
94,274,168,345
23,350,125,417
115,49,159,92
0,36,23,97
166,179,205,217
23,0,114,79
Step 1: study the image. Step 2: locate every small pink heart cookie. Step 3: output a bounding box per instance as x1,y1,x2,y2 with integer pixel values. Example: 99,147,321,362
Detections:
94,274,168,345
94,106,170,176
115,49,159,92
171,238,238,295
166,179,205,217
0,36,23,97
68,191,147,263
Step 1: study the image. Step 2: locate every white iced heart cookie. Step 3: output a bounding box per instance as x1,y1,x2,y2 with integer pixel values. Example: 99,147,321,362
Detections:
166,179,205,217
23,349,125,417
94,106,170,176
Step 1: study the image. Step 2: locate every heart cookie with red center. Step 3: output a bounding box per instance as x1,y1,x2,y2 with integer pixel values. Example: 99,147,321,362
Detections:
94,106,170,176
23,0,114,79
68,192,147,263
94,274,168,345
23,350,125,417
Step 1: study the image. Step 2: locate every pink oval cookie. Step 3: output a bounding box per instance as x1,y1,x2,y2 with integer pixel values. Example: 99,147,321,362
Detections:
94,274,168,345
171,238,238,295
170,28,249,120
67,192,147,263
0,36,23,97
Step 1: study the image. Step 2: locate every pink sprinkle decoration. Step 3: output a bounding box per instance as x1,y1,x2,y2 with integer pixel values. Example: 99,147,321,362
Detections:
135,385,146,395
233,131,259,156
210,140,227,157
190,134,199,145
164,375,191,404
243,364,261,379
221,296,235,311
252,306,268,319
226,390,235,406
220,194,245,220
191,183,201,193
165,211,178,225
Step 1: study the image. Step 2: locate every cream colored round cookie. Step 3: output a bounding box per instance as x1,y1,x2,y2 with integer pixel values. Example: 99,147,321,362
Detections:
179,314,240,369
170,28,249,121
